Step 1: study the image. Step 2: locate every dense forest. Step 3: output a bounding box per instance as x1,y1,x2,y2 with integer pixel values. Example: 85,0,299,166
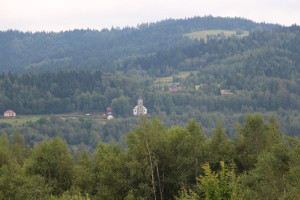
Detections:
124,25,300,77
1,116,300,199
0,71,141,114
0,116,138,153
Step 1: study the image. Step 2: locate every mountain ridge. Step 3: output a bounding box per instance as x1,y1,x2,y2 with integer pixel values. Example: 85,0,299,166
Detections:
0,16,279,73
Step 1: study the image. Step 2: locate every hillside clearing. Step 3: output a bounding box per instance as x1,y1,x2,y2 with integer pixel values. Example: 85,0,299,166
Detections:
184,30,249,41
0,113,107,126
0,115,45,126
155,71,198,87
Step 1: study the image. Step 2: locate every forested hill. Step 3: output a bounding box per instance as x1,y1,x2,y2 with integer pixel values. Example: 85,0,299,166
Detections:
123,25,300,77
0,16,277,73
0,71,141,114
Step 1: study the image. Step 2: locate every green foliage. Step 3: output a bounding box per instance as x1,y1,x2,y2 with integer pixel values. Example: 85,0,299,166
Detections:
73,151,93,195
176,161,239,200
175,187,199,200
238,139,300,199
14,175,50,200
0,157,50,199
24,137,74,195
127,117,169,199
111,96,132,117
0,71,139,115
198,161,238,200
92,143,130,199
0,133,10,167
10,129,27,166
167,120,207,189
207,122,235,171
1,112,300,199
48,188,91,200
234,114,282,171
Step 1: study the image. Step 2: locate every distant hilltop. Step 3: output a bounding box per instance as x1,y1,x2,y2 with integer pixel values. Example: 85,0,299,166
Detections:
0,16,279,73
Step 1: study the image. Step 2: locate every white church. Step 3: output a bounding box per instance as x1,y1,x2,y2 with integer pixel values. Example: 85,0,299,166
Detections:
133,96,147,116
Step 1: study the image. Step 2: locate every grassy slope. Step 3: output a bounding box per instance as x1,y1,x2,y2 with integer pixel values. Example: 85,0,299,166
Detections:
154,71,198,88
0,115,44,125
184,30,249,41
0,113,107,127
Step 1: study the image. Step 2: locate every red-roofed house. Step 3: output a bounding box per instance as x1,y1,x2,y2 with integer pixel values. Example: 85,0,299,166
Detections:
4,110,16,119
169,84,178,92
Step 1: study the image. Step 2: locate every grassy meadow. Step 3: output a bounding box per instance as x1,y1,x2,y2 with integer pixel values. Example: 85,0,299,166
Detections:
154,71,198,88
184,30,249,41
0,115,45,126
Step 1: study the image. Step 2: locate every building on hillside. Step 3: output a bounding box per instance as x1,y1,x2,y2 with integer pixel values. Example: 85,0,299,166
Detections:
220,90,233,95
4,110,16,118
107,115,114,120
169,84,178,92
106,107,113,116
133,96,147,116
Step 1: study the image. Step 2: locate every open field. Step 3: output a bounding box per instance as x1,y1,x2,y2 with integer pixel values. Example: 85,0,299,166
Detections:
0,115,45,126
0,113,107,126
155,71,198,87
184,30,249,41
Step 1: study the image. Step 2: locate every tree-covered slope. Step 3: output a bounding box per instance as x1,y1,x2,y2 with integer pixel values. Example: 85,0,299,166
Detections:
124,25,300,78
0,16,277,73
0,71,141,114
1,26,300,138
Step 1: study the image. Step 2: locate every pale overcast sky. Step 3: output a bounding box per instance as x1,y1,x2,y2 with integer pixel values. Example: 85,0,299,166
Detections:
0,0,299,32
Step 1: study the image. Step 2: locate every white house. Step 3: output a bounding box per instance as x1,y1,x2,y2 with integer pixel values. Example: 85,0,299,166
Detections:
107,115,114,120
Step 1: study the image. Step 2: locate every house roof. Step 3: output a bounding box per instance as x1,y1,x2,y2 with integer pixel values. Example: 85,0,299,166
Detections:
4,110,15,113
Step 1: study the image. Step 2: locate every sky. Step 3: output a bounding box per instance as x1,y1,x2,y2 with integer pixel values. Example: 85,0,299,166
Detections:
0,0,299,32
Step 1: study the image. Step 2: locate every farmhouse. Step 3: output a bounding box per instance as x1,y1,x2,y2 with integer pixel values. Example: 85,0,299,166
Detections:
107,115,114,120
133,96,147,116
221,90,233,95
169,84,178,92
4,110,16,118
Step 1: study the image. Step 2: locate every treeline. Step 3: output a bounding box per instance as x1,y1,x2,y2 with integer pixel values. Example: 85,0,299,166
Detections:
0,116,138,152
0,115,300,199
0,16,277,73
0,71,140,114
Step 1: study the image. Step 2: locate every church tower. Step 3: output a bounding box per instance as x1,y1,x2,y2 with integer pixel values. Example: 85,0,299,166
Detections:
137,96,143,115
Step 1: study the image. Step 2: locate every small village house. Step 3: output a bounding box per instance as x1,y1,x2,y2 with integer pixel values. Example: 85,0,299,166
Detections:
107,115,114,120
169,84,178,92
4,110,16,118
